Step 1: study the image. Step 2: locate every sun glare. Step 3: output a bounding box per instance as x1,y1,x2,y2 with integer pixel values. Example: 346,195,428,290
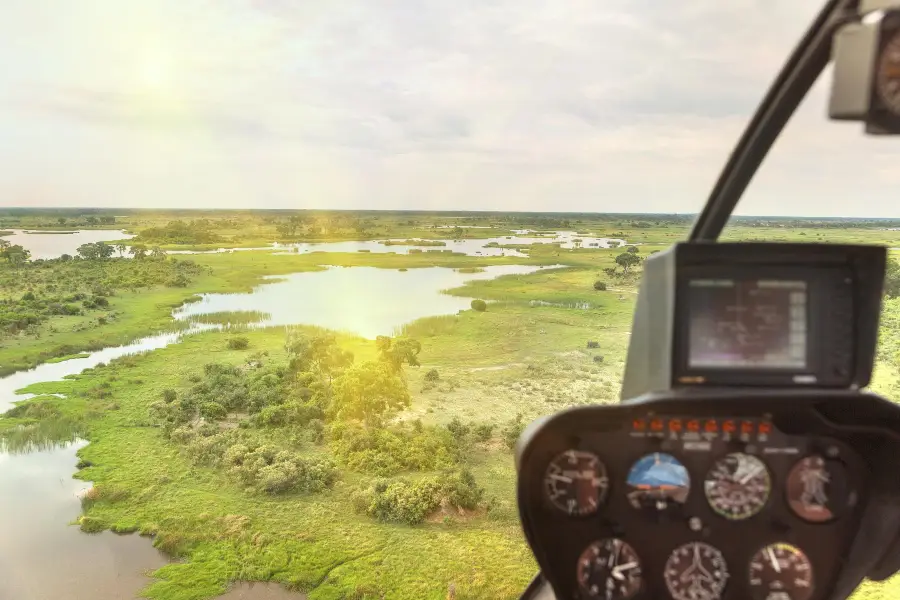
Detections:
138,50,172,92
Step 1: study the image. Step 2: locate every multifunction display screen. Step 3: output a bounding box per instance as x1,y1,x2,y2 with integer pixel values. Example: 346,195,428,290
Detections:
687,279,807,370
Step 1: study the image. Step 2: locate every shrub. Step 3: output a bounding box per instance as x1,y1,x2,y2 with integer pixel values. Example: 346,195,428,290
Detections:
162,389,177,403
470,299,487,312
356,469,486,525
199,402,227,421
224,443,337,495
502,414,526,449
593,280,607,291
227,337,249,350
446,417,470,442
166,274,190,287
474,423,494,442
424,368,440,382
330,421,458,477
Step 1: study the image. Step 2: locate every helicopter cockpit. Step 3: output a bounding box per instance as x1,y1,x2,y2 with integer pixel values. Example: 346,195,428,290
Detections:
515,2,900,599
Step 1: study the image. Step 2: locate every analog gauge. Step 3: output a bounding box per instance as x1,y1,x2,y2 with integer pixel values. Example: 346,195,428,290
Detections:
876,30,900,115
704,453,771,520
544,450,609,516
748,543,815,600
664,542,729,600
786,456,853,523
626,452,690,511
576,538,643,600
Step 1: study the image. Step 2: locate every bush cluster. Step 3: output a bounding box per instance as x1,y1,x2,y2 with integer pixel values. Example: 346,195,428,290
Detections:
150,362,290,433
227,336,249,350
223,443,337,495
330,421,459,477
502,414,526,449
0,257,205,335
352,469,487,525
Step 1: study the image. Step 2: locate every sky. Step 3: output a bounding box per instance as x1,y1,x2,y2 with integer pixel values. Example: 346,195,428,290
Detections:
1,0,898,217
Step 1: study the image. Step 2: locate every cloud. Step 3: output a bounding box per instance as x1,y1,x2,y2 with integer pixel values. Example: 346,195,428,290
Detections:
0,0,898,215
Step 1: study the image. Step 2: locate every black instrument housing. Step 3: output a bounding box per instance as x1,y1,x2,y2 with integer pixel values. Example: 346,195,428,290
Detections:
516,390,900,600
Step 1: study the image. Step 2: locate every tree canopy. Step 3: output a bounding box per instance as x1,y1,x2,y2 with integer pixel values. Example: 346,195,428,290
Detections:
330,361,410,426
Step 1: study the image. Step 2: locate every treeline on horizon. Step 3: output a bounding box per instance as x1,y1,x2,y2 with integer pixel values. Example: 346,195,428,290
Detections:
1,208,899,226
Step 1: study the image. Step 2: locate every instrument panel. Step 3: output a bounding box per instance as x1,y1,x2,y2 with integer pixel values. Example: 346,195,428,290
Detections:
517,396,872,600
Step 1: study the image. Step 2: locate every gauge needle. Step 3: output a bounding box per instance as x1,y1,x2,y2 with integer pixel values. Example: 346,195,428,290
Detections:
549,474,573,483
740,465,763,485
767,547,781,573
612,562,639,580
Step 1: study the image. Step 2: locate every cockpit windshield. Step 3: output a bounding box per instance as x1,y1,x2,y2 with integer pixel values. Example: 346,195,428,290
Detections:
1,1,899,600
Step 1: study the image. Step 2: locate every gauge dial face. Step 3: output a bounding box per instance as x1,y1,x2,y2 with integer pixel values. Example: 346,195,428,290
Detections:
786,456,852,523
704,453,771,520
748,543,815,600
876,31,900,115
664,542,729,600
576,539,643,600
626,452,690,511
544,450,609,516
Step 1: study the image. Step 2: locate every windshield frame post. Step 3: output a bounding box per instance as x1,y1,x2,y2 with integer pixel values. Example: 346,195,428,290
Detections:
689,0,861,241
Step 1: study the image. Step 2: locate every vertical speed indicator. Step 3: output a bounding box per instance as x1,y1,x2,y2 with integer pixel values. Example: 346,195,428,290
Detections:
544,450,609,516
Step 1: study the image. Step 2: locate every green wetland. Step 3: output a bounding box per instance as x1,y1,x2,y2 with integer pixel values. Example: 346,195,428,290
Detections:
1,210,899,600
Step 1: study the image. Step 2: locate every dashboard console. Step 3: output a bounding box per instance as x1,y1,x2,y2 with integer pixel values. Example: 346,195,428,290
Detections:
516,391,900,600
516,242,900,600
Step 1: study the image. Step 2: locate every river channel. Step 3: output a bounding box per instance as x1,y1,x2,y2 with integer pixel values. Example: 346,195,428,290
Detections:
0,261,561,599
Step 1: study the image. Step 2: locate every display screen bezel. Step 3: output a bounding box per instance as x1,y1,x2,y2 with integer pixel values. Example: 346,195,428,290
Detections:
673,266,829,386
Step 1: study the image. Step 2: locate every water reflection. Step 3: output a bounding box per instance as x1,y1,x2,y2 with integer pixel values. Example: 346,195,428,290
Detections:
0,330,204,412
173,264,560,339
0,440,168,600
0,230,133,260
169,231,627,257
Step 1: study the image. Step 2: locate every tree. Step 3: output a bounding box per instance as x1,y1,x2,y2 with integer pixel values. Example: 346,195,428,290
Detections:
150,246,167,260
615,252,641,274
96,242,115,259
57,217,66,226
86,216,99,226
115,243,127,257
77,242,113,260
626,245,639,254
330,361,410,426
77,243,100,260
0,244,30,268
375,336,421,371
285,330,353,381
593,280,607,291
129,244,148,259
